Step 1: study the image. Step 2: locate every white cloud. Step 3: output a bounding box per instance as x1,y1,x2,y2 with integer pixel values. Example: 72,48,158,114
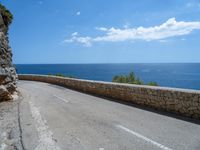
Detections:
96,27,108,31
63,32,91,47
63,18,200,47
76,11,81,16
123,22,131,29
71,32,78,36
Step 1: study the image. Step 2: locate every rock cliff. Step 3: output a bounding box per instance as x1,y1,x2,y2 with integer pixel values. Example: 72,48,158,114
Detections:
0,5,17,101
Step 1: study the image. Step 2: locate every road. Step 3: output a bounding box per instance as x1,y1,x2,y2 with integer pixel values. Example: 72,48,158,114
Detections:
18,81,200,150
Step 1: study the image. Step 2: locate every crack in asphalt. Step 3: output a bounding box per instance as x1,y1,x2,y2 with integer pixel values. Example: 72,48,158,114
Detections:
17,97,26,150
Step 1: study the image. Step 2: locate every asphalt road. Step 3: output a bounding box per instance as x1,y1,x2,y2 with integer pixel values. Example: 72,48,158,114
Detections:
18,81,200,150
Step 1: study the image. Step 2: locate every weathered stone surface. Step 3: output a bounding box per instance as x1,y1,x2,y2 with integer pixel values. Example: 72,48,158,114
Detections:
0,85,12,100
0,14,17,102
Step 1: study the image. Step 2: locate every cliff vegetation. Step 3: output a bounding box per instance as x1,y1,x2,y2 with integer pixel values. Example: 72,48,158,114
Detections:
112,71,158,86
0,4,13,27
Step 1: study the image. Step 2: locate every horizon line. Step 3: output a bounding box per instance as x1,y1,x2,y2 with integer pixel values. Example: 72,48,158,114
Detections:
14,62,200,65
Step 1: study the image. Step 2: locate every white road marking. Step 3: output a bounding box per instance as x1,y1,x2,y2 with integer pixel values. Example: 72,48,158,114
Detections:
117,125,173,150
29,101,61,150
53,95,69,103
30,84,69,104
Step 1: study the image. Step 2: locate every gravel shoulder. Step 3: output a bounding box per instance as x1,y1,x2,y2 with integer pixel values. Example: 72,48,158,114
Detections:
0,94,23,150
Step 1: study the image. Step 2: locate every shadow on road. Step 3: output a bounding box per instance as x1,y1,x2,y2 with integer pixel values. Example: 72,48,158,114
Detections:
48,83,200,125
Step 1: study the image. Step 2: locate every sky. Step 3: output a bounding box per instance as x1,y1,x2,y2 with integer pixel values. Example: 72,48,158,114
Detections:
1,0,200,64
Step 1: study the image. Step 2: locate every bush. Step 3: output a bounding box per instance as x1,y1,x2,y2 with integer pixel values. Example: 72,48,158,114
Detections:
147,81,158,86
112,71,158,86
55,73,65,77
0,4,13,27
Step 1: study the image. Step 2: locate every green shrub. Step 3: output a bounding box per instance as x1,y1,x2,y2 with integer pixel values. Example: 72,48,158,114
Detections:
112,71,158,86
0,4,13,27
147,81,158,86
55,73,65,77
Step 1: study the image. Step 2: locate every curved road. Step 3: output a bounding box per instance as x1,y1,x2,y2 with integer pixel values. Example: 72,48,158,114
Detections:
18,81,200,150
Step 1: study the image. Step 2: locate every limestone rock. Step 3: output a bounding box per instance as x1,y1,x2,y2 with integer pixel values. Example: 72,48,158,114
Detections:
0,85,12,101
0,13,17,102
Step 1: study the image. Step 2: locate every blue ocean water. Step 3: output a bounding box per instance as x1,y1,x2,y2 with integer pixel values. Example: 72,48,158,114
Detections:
15,63,200,90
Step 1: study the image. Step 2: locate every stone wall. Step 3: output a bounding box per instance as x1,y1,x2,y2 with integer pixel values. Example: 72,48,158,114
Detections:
19,74,200,119
0,14,17,101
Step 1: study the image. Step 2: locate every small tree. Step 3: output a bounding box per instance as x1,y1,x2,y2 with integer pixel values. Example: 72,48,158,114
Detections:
0,4,13,27
112,71,158,86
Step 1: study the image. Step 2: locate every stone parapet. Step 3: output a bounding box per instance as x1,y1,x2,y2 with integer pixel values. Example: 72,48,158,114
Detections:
19,74,200,119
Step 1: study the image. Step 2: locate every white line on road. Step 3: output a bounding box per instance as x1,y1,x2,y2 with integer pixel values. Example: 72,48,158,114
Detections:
30,84,69,104
53,95,69,103
29,101,61,150
117,125,173,150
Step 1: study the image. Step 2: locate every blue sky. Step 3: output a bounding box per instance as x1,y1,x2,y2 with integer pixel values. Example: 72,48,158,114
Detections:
1,0,200,64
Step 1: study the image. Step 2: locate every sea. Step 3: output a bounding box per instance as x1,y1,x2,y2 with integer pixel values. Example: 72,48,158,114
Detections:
15,63,200,90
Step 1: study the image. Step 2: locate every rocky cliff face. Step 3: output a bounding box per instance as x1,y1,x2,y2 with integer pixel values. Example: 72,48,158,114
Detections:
0,14,17,101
